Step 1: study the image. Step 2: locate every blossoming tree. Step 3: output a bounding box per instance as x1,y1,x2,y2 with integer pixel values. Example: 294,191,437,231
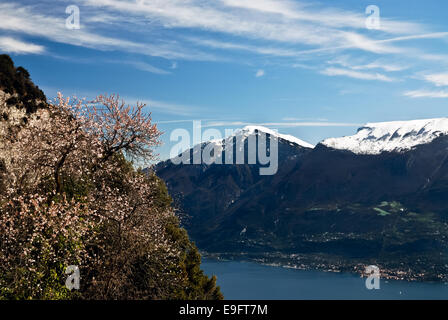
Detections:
0,92,222,299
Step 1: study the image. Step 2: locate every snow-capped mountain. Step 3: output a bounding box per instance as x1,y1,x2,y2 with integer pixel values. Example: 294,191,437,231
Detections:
183,125,313,166
237,126,315,149
322,118,448,155
209,125,314,149
155,119,448,281
206,118,448,156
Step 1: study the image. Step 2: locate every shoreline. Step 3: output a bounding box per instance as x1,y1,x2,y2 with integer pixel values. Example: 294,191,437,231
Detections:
201,252,448,284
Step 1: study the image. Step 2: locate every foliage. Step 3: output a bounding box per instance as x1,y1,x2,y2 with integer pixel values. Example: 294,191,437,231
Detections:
0,54,46,114
0,87,222,299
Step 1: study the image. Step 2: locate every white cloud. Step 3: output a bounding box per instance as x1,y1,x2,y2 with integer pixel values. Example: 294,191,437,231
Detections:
139,98,205,116
418,53,448,62
404,90,448,98
328,56,408,72
187,37,303,57
123,61,171,75
79,0,423,54
261,121,361,127
80,0,334,47
405,73,448,99
2,0,447,87
0,37,45,54
380,31,448,43
282,117,328,121
155,119,217,124
352,62,406,72
339,32,404,54
0,2,215,61
203,120,361,128
423,73,448,87
221,0,424,34
187,32,446,62
283,31,448,58
255,69,265,77
203,121,249,128
321,67,395,82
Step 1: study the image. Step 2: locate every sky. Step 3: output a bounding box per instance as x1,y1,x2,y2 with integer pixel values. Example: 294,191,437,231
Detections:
1,0,448,161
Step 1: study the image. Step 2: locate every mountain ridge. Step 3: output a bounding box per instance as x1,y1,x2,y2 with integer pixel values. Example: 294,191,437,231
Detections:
322,117,448,155
168,118,448,163
155,119,448,282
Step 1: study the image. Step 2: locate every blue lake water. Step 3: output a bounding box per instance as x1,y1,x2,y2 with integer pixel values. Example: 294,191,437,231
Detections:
201,258,448,300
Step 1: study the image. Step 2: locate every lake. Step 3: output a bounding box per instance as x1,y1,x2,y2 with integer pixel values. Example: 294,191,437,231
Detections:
201,258,448,300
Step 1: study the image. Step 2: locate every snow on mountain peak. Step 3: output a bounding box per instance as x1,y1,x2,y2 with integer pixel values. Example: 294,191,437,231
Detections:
321,118,448,154
237,125,315,148
207,125,314,149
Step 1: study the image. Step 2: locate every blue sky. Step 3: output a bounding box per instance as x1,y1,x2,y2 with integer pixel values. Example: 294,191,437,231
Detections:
1,0,448,160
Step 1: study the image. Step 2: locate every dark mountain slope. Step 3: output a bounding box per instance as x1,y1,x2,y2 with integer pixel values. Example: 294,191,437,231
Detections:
156,125,448,281
156,128,313,231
